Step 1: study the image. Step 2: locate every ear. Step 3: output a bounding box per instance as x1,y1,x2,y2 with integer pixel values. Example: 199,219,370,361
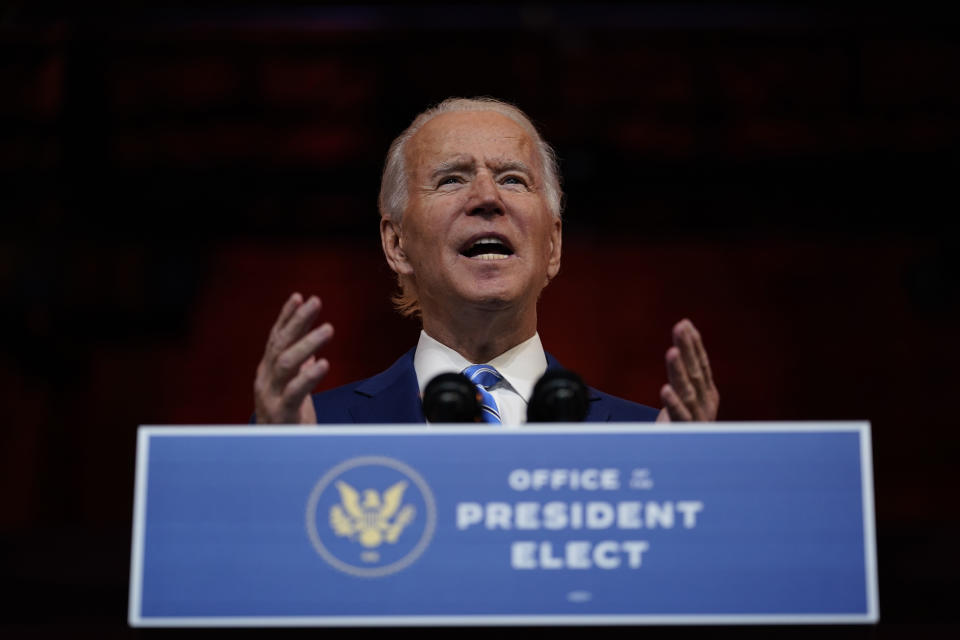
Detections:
380,216,413,275
546,217,562,282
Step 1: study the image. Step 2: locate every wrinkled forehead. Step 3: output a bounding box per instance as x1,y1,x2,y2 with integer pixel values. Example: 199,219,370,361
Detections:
405,110,539,179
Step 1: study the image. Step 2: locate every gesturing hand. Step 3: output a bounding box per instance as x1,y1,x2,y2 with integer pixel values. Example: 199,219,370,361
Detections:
253,293,334,424
656,319,719,423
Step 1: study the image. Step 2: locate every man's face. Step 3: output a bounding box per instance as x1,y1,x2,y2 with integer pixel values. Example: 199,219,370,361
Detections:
383,110,561,316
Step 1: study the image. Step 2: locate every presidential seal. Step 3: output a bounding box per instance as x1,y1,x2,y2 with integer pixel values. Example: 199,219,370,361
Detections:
305,456,436,577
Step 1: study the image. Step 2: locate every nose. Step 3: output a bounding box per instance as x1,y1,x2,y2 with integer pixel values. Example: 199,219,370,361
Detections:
467,171,504,217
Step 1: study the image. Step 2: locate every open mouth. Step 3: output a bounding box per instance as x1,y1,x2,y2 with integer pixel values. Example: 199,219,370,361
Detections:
460,236,515,261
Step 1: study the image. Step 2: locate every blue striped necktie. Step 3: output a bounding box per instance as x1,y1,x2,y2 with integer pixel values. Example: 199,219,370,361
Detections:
462,364,503,425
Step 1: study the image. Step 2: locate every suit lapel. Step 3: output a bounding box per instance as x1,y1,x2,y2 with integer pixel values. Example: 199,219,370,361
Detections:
348,349,425,423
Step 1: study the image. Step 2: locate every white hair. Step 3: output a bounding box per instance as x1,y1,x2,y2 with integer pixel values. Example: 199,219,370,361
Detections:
378,96,563,223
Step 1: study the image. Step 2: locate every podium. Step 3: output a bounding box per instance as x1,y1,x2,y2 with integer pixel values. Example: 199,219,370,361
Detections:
128,423,878,626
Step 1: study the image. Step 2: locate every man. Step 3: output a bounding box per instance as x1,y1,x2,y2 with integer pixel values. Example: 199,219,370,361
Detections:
253,97,719,425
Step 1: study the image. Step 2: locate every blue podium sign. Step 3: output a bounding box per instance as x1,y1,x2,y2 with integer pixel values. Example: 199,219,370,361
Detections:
128,423,878,626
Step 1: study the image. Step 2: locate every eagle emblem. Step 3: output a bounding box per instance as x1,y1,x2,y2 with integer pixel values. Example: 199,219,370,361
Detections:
329,480,416,549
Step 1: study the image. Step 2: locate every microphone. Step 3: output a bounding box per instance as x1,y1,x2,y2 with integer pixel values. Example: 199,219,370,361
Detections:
527,369,589,422
422,372,482,423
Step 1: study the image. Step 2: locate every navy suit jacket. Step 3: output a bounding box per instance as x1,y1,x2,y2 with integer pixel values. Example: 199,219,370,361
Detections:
310,348,659,424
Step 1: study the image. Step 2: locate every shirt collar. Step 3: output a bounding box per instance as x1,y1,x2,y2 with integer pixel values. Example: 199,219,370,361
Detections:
413,330,547,402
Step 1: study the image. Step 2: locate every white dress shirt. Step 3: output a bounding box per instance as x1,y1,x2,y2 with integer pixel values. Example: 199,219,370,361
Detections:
413,330,548,426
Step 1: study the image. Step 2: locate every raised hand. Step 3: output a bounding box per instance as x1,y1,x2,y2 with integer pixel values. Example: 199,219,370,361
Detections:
657,319,719,423
253,293,334,424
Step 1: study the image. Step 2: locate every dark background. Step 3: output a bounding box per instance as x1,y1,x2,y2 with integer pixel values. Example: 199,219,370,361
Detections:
2,3,958,636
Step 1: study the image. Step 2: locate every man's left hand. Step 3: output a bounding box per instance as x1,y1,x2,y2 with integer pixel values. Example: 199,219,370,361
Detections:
656,319,719,422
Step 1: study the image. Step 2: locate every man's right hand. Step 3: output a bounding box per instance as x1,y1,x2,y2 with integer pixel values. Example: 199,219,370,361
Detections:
253,293,334,424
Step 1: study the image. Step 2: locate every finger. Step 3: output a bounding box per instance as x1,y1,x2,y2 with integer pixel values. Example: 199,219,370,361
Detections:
283,358,330,410
660,384,693,422
665,346,696,406
688,321,716,392
269,295,322,363
273,323,334,386
673,319,706,399
265,293,305,359
272,292,303,336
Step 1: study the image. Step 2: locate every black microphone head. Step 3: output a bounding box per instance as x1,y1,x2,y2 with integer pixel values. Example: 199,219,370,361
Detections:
422,372,482,423
527,369,589,423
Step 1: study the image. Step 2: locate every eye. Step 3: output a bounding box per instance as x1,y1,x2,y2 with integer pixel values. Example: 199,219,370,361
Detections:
501,175,528,187
438,175,463,187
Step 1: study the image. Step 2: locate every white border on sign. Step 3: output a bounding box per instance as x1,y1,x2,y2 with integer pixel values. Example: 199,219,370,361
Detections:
127,428,151,625
859,425,880,622
136,422,869,437
130,612,876,627
128,421,878,627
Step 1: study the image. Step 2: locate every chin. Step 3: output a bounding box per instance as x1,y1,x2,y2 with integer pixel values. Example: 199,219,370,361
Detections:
464,274,546,307
463,292,511,309
457,284,516,309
